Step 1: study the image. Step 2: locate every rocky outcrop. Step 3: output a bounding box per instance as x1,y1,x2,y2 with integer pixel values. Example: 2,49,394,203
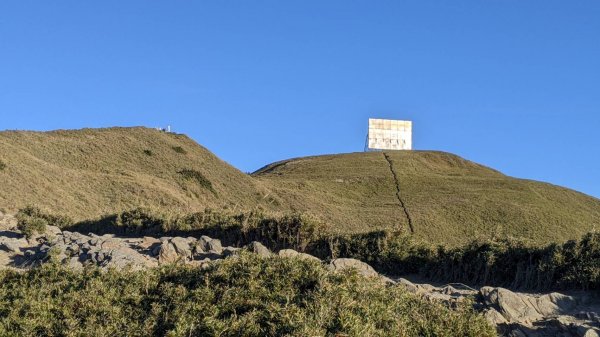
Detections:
394,278,600,337
0,220,598,337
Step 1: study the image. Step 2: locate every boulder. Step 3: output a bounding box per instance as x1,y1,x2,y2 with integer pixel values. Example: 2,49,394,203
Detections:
199,236,212,251
170,237,192,259
480,287,542,324
534,292,578,316
248,241,272,257
222,247,241,257
484,308,508,326
138,236,161,250
104,246,158,270
208,239,223,254
158,242,179,264
278,249,321,262
397,278,420,294
329,258,379,278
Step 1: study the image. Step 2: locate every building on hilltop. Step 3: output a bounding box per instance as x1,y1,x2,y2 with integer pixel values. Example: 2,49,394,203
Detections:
365,118,412,151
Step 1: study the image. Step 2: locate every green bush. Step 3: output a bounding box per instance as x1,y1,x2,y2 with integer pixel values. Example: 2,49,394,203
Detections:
172,146,187,154
178,169,215,193
0,160,5,171
115,208,166,235
16,206,73,238
0,253,494,337
143,149,153,156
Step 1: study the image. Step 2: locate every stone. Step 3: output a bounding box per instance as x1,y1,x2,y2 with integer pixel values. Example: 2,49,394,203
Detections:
45,225,62,236
222,247,241,257
480,287,542,323
170,237,192,259
329,258,379,278
0,241,20,253
248,241,272,257
158,242,179,264
397,278,420,294
534,292,578,316
104,246,158,270
199,236,213,251
208,239,223,254
277,249,321,262
484,308,508,326
101,238,123,250
138,236,160,250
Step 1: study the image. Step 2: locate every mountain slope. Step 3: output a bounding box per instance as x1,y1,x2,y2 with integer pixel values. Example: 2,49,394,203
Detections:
254,151,600,246
0,127,278,219
1,127,598,246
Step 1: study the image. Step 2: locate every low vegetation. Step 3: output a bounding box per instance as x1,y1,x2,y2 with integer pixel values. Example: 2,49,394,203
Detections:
0,159,5,171
143,149,153,156
178,169,216,194
25,206,591,291
172,145,187,154
15,206,72,238
0,253,494,337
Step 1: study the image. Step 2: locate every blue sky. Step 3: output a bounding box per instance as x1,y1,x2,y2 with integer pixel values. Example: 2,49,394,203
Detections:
1,1,599,198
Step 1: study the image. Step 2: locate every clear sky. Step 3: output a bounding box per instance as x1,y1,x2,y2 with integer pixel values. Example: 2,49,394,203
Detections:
1,1,599,198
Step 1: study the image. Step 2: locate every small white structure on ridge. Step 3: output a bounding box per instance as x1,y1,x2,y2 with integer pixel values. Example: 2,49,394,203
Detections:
365,118,412,151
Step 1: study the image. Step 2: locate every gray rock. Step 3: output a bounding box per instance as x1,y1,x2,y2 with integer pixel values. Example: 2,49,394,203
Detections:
484,308,508,326
397,278,420,294
480,287,542,324
170,237,192,259
248,241,272,257
199,236,213,251
158,242,179,264
0,242,20,253
222,247,241,257
208,239,223,254
105,246,158,270
329,258,379,278
278,249,321,262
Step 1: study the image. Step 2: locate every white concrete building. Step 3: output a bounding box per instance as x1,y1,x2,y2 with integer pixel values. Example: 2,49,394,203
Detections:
366,118,412,151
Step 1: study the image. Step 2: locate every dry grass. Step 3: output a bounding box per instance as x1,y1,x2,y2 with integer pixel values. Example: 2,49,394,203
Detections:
0,127,279,220
254,151,600,246
1,127,599,246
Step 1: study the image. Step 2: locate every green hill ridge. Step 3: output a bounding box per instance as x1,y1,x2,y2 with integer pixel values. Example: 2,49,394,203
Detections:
1,127,599,246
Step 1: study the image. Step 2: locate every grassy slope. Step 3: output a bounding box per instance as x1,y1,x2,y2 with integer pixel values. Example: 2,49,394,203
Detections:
0,127,278,220
1,127,598,246
254,151,600,246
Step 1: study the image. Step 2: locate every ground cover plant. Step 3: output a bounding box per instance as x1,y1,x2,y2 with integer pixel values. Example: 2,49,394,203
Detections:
0,253,495,337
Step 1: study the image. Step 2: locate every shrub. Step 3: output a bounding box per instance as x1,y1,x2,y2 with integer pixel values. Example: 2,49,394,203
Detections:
0,254,495,337
178,169,215,193
115,208,165,235
16,206,73,238
0,160,5,171
172,146,187,154
143,149,153,156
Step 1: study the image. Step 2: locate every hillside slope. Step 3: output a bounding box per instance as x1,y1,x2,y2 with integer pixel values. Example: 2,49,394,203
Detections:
254,151,600,246
1,127,598,246
0,127,278,220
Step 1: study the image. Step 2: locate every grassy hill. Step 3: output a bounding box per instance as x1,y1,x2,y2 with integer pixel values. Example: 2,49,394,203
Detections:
1,127,598,246
254,151,600,246
0,127,279,220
